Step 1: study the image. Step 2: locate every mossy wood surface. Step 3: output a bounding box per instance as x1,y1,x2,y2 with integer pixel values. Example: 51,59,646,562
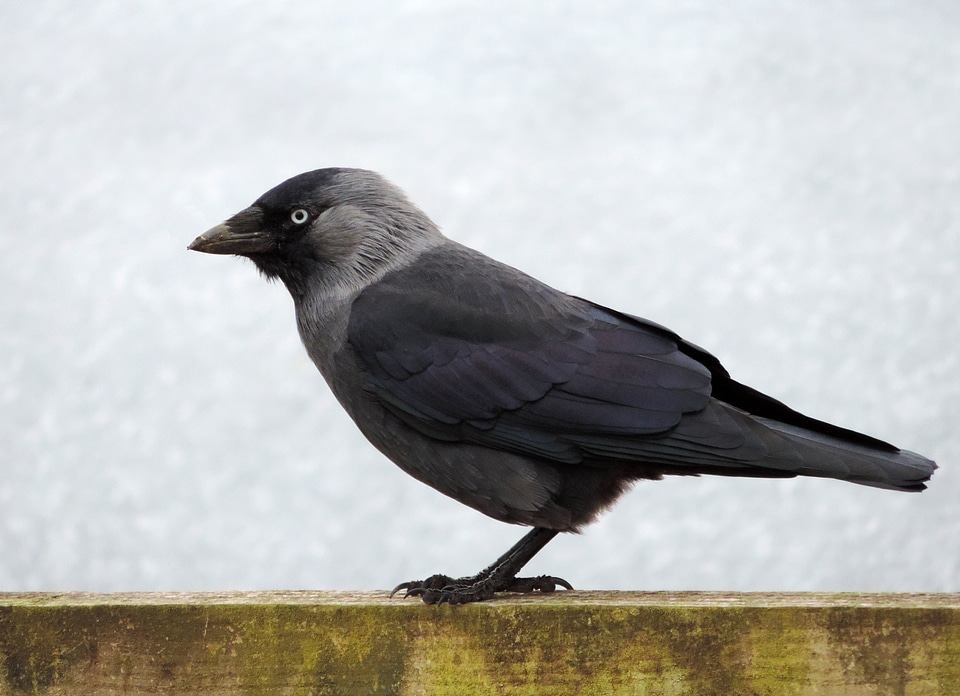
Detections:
1,591,958,695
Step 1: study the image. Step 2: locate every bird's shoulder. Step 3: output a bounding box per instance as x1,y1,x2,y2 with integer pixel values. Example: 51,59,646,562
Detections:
349,242,586,348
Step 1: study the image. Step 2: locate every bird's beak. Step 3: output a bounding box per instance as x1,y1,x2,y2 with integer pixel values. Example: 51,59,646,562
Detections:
188,206,274,255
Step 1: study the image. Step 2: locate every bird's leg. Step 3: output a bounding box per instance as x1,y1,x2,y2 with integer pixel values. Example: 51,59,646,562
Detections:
390,526,572,604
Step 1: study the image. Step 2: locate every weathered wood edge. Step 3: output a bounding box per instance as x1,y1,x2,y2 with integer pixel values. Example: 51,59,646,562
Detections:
3,590,958,608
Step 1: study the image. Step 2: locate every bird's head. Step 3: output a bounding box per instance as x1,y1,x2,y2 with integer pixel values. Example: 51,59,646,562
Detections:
190,168,443,298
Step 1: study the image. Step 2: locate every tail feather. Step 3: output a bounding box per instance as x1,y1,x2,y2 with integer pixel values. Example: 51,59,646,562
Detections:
575,400,937,491
756,417,936,491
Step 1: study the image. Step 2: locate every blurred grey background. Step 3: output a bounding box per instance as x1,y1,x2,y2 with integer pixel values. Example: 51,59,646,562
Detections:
2,1,957,592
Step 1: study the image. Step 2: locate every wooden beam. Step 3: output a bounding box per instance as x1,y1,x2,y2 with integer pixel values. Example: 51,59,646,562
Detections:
2,591,958,694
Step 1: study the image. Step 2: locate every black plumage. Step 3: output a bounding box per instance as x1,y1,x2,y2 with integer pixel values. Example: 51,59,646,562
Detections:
190,168,936,604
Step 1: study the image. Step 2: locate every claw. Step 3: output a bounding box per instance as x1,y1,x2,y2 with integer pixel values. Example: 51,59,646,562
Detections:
390,574,456,600
389,581,420,599
389,528,570,604
389,572,572,604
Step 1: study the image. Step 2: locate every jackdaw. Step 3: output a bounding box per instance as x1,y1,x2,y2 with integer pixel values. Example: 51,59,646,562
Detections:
190,168,936,604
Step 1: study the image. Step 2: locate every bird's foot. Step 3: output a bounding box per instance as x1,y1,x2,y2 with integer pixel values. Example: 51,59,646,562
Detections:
390,573,572,605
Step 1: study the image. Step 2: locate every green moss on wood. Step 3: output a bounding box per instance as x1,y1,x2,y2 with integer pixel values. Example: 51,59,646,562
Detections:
1,592,958,695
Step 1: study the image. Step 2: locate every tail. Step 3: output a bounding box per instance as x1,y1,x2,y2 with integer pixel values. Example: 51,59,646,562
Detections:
756,417,936,491
585,307,937,492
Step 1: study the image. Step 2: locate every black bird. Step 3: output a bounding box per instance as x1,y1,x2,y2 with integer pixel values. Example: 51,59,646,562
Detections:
190,168,936,604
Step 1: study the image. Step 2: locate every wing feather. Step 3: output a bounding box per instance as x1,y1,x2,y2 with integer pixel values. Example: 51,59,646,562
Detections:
347,245,717,465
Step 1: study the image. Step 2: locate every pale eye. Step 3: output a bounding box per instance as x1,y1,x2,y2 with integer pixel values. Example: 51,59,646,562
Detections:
290,208,310,225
